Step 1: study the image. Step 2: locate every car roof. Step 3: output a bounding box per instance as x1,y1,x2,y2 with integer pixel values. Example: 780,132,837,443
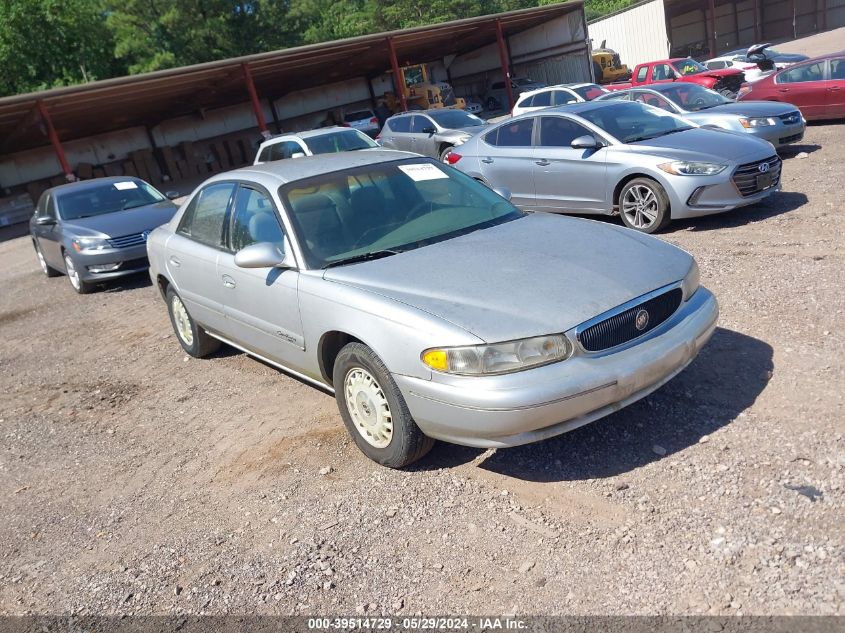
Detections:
260,127,355,146
207,149,420,187
44,176,150,198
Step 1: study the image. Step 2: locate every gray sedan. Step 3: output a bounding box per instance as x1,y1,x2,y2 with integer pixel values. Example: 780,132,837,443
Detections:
378,109,486,162
147,151,717,468
30,177,177,294
449,100,781,233
598,83,805,147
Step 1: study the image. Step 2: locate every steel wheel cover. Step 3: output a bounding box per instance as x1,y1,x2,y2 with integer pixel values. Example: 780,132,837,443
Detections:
64,254,81,290
344,367,393,448
171,295,194,346
621,184,659,230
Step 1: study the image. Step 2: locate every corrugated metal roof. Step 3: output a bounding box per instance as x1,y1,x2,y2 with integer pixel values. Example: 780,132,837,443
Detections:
0,1,585,152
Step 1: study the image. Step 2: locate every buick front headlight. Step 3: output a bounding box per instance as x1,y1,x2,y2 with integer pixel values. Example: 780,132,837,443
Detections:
422,334,572,376
739,117,776,128
681,259,700,300
658,161,726,176
71,237,110,252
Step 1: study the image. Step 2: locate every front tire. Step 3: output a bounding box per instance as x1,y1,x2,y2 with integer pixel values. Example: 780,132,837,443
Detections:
63,251,92,294
439,145,454,163
333,342,434,468
34,241,60,277
165,286,220,357
485,97,499,111
619,178,671,234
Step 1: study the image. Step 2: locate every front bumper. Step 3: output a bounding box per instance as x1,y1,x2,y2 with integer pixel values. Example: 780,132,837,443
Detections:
395,287,718,448
745,121,806,147
667,174,780,219
72,244,150,282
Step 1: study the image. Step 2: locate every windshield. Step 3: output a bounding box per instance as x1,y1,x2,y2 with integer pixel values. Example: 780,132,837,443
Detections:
578,101,694,144
305,130,378,155
57,180,165,220
572,84,609,100
656,83,730,111
513,78,535,86
280,159,522,269
428,109,484,129
672,58,708,75
344,111,373,122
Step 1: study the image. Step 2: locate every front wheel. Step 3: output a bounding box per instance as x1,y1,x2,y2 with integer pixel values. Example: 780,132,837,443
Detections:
619,178,671,234
439,145,454,163
485,97,499,111
63,252,92,294
333,342,434,468
165,286,220,357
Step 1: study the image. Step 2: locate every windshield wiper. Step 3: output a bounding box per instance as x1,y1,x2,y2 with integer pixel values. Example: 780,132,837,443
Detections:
628,127,693,142
322,249,401,269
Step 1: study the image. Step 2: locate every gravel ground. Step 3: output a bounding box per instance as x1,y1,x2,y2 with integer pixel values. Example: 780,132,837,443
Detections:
1,122,844,618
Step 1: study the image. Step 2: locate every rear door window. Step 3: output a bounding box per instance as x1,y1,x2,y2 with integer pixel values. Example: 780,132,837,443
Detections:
538,117,592,147
177,182,236,249
552,90,578,105
777,62,824,84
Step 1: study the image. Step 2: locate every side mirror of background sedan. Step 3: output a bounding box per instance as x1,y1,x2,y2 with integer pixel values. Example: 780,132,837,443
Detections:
234,239,296,269
570,135,602,150
34,216,56,226
165,191,181,200
493,187,512,201
421,126,436,135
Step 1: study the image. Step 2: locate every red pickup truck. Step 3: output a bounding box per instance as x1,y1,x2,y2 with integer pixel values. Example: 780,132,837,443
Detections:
608,58,745,98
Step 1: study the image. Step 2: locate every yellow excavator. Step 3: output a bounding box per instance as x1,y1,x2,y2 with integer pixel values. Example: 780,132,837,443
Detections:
592,40,632,84
384,64,466,112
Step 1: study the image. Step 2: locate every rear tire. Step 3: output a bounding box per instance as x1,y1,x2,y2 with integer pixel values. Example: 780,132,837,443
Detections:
166,286,221,358
63,251,93,294
618,177,671,234
485,97,499,111
333,342,434,468
34,241,60,277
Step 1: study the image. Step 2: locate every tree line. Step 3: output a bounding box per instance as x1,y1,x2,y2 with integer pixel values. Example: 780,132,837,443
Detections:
0,0,636,98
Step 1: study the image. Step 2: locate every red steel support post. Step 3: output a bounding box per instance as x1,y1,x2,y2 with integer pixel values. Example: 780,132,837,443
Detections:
387,37,408,112
754,0,762,42
36,100,73,180
707,0,718,57
242,63,269,137
496,20,515,111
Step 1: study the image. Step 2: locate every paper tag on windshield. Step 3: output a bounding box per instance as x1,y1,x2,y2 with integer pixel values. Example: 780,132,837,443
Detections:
113,181,138,190
398,163,448,181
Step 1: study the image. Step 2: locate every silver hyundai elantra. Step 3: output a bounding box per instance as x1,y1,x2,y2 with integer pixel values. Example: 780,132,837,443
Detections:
147,151,718,468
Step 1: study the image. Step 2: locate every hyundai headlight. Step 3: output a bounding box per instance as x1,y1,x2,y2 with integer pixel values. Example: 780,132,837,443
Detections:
681,259,700,301
422,335,572,376
739,117,776,128
71,237,110,252
658,161,726,176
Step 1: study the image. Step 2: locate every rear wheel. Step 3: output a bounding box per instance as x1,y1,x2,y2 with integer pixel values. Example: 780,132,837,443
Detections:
485,97,499,111
63,251,92,294
166,286,220,357
333,342,434,468
34,241,60,277
619,178,671,234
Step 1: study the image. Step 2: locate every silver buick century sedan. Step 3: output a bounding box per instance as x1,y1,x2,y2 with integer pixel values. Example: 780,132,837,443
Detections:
147,151,718,468
449,100,781,233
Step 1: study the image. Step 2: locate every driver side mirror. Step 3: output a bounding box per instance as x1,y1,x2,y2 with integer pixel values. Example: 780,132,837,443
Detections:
493,187,512,201
421,126,436,135
34,215,56,226
234,237,296,269
571,135,603,150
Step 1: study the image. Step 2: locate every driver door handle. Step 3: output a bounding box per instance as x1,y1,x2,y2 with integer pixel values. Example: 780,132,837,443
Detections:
222,275,236,289
481,157,494,164
535,159,550,166
169,256,181,267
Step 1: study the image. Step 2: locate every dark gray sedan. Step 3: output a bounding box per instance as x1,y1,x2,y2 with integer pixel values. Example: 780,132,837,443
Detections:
30,177,178,294
378,109,486,162
599,83,805,147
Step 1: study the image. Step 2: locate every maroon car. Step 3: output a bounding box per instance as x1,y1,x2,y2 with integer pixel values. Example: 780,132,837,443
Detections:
737,52,845,120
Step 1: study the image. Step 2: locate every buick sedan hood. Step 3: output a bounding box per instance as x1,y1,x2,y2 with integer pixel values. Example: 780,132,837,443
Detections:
324,213,692,342
62,201,177,238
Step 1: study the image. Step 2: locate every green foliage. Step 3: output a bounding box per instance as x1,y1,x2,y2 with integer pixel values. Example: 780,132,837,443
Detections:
0,0,121,97
0,0,637,97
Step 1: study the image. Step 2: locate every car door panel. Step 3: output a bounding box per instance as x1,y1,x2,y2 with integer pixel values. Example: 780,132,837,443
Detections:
478,119,536,208
533,116,608,213
166,233,227,334
774,61,828,118
826,58,845,117
216,185,307,370
34,195,63,266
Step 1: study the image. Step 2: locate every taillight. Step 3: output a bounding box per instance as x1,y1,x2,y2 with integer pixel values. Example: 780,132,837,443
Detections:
370,117,378,124
447,152,462,165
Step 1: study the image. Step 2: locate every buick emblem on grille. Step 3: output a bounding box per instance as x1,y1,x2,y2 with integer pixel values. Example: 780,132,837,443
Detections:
635,309,650,331
758,162,770,173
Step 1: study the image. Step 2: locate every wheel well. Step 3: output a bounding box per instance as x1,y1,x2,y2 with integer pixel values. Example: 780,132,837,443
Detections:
438,142,453,155
318,331,362,386
156,275,170,300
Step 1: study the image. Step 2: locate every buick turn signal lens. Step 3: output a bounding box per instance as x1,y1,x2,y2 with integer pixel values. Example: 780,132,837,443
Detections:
422,349,449,372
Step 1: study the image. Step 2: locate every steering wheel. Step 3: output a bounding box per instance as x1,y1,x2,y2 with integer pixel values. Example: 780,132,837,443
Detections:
403,199,433,222
692,96,708,108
